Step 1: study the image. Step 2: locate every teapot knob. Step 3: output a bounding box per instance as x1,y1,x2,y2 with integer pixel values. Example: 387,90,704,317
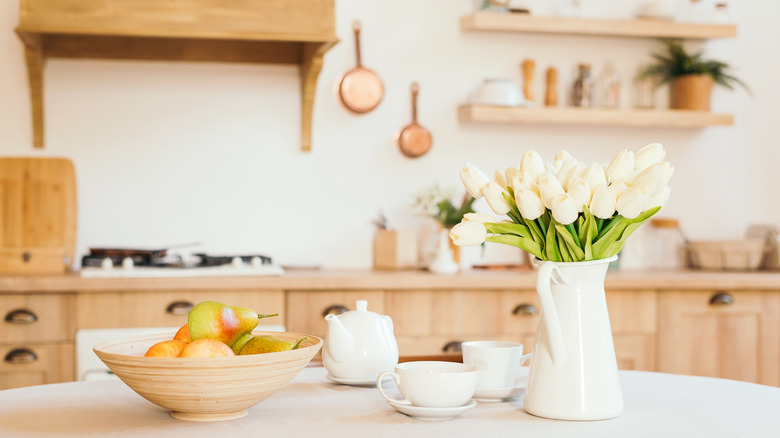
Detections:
356,300,368,311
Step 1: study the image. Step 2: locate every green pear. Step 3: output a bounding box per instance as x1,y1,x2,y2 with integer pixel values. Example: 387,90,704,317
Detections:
238,335,308,355
231,333,253,355
187,301,278,346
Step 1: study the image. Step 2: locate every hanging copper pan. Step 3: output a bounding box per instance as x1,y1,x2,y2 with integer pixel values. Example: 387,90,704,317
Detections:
396,82,432,158
338,21,384,114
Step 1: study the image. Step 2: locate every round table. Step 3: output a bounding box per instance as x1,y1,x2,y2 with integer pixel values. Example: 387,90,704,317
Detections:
0,367,777,437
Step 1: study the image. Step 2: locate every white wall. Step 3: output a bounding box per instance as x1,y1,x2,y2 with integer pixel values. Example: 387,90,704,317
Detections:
1,0,777,269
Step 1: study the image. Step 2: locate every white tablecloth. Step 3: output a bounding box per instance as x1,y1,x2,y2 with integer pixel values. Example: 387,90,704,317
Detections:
0,367,778,437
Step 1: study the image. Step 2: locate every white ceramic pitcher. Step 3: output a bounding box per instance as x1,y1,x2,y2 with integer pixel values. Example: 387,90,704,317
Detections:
524,256,623,421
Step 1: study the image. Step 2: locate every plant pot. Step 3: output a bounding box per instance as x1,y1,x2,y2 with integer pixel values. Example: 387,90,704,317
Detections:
670,74,713,111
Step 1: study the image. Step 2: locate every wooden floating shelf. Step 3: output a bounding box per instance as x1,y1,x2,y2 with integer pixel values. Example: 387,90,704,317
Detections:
15,0,338,151
460,12,737,39
458,105,734,128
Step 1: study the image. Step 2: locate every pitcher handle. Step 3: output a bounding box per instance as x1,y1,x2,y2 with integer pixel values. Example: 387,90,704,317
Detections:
536,261,568,365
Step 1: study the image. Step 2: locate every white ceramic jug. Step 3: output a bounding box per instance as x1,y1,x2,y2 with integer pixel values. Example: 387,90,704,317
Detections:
323,300,399,380
524,256,623,421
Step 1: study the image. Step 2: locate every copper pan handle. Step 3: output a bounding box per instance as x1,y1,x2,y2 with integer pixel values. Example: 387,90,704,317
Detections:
353,21,362,67
411,82,419,123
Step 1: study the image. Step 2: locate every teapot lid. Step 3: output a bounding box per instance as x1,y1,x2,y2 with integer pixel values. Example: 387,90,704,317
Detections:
356,300,368,312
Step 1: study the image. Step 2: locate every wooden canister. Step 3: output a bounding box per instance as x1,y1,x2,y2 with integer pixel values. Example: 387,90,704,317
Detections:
670,74,713,111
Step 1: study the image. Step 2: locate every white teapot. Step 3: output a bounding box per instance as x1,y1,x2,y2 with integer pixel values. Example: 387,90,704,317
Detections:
323,300,399,381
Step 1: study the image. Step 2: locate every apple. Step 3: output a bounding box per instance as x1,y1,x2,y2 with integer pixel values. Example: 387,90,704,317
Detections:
177,338,235,358
144,340,188,357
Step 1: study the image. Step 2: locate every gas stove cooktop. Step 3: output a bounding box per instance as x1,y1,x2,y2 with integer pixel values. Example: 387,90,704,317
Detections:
79,248,284,278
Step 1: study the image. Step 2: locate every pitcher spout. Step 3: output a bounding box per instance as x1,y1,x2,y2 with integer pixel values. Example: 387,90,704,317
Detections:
325,313,354,363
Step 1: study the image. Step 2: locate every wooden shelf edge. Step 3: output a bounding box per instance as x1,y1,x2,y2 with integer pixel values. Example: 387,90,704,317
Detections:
457,105,734,128
460,12,737,39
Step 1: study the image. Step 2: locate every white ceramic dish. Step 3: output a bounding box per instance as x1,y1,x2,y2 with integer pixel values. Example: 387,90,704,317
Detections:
384,399,477,420
473,384,525,402
325,373,377,387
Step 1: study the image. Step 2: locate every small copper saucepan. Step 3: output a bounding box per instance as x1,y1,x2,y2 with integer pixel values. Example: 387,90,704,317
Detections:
338,21,384,114
396,82,432,158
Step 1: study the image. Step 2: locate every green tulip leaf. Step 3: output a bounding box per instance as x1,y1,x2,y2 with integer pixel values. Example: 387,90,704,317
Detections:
485,222,531,239
486,234,543,260
556,224,585,261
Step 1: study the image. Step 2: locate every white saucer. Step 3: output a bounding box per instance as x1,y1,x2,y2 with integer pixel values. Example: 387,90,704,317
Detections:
385,399,477,421
472,381,526,402
325,373,377,387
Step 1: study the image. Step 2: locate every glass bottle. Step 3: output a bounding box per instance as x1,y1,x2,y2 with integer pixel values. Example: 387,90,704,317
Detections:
572,63,594,107
649,218,688,270
634,65,656,109
599,62,621,108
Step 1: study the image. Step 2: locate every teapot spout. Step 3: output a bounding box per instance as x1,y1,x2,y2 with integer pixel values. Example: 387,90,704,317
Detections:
325,313,354,363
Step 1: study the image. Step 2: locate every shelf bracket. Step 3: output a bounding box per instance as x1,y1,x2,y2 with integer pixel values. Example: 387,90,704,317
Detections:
19,32,45,149
300,41,336,152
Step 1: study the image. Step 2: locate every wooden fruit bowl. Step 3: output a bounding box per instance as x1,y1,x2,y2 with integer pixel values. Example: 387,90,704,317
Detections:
93,331,322,422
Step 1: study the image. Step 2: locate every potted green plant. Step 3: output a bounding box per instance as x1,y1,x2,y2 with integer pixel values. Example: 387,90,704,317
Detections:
639,39,749,111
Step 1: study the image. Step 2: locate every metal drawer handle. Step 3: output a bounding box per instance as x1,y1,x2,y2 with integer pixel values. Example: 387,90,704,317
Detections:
442,341,463,353
709,293,734,306
166,301,194,315
322,305,349,318
22,252,32,263
5,309,38,324
512,303,538,316
4,348,38,364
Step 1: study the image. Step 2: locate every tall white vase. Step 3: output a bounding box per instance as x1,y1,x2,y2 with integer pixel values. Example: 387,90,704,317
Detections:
428,228,459,275
524,256,623,421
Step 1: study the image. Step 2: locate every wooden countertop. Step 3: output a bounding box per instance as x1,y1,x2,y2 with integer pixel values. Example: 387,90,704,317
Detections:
2,268,780,293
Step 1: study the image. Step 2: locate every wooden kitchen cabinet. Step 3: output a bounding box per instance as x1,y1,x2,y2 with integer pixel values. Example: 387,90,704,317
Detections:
1,293,75,389
286,291,385,339
607,290,657,371
386,290,540,356
658,290,780,386
76,290,285,329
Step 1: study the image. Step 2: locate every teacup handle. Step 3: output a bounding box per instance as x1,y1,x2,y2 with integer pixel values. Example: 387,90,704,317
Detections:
376,371,411,406
519,353,533,367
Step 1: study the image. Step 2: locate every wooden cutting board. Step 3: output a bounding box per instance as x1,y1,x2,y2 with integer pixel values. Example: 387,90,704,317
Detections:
0,158,77,274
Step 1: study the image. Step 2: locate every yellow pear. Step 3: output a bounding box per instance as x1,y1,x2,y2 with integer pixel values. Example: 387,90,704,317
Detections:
238,335,307,355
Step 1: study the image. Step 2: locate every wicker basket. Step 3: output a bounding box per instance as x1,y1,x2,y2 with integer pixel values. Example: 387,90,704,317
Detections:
687,240,766,271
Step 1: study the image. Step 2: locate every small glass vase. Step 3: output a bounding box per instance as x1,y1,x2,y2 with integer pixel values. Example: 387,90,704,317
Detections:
428,228,459,275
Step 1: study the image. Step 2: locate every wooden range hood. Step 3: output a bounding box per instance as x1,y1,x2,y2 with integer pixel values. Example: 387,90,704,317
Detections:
15,0,338,152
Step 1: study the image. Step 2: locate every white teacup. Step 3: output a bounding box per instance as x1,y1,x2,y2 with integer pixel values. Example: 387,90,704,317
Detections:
377,361,478,408
462,341,533,389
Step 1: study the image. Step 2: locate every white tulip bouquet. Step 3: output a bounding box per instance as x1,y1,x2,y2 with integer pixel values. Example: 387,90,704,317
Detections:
450,143,673,262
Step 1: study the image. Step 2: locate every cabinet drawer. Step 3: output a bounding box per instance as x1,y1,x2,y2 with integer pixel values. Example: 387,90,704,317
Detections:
286,291,385,338
76,290,285,329
606,290,656,333
0,342,74,389
0,294,76,343
387,290,539,337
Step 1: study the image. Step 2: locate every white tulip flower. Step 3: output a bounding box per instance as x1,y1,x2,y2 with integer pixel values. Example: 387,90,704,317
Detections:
450,221,487,246
537,172,566,209
563,163,586,191
515,187,546,220
463,212,498,223
551,159,564,174
551,194,579,225
510,171,538,192
580,162,607,194
567,178,592,212
605,149,635,183
555,150,573,163
590,184,616,219
609,178,631,199
520,150,546,179
648,185,671,209
631,162,665,195
504,165,521,187
459,162,490,199
616,186,650,219
482,181,512,215
556,158,578,187
634,143,666,174
493,170,508,189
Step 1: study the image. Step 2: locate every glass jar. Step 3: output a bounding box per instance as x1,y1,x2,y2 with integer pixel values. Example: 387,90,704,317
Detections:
572,63,594,107
599,62,621,108
649,218,688,270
